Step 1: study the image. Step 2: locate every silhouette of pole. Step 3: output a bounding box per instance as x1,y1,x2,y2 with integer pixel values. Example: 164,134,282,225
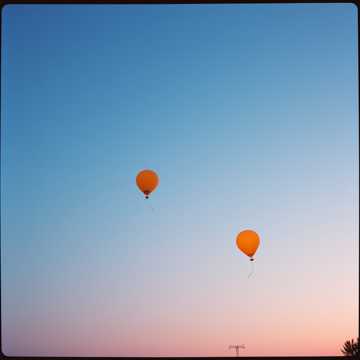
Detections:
228,344,245,357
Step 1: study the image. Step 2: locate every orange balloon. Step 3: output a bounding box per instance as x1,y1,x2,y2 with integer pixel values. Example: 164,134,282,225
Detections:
136,169,159,198
236,230,260,261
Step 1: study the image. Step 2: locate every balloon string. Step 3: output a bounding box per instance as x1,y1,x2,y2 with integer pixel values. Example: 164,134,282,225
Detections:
150,202,155,212
145,198,155,212
248,260,254,278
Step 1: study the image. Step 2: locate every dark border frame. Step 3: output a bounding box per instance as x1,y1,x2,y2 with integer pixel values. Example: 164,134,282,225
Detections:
0,1,358,359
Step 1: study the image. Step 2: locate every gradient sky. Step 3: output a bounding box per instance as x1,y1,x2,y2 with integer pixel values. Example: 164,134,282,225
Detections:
1,3,358,357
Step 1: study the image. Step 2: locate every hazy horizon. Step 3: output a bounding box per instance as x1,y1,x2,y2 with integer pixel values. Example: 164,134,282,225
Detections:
1,3,358,357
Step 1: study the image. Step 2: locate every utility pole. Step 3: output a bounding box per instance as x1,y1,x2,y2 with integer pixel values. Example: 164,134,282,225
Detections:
228,344,245,357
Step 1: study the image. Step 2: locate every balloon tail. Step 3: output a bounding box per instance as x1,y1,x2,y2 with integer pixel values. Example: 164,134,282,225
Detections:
145,198,155,212
248,259,255,278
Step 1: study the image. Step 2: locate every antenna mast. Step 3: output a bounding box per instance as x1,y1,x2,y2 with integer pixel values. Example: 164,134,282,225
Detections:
228,344,245,357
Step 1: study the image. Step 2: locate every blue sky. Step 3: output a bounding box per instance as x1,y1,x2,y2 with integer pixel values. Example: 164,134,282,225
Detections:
1,3,358,356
